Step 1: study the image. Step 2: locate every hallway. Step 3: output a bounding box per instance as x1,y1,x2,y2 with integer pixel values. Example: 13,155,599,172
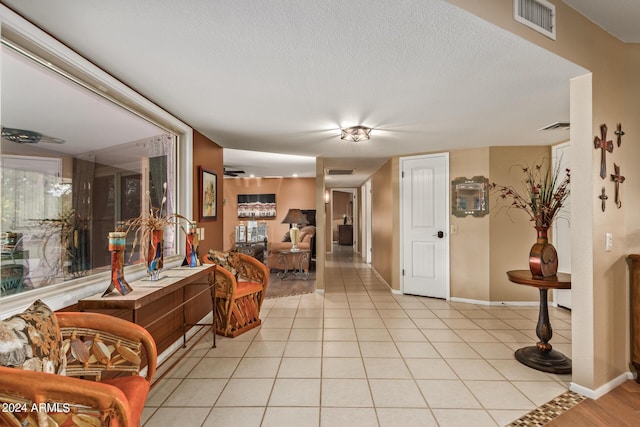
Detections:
143,246,572,426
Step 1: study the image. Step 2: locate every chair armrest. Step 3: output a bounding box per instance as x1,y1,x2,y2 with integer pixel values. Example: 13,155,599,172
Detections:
0,366,130,427
56,312,157,382
238,253,269,285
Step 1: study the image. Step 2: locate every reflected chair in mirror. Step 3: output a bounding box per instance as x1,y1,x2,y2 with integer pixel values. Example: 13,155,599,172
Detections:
0,300,157,427
202,251,269,337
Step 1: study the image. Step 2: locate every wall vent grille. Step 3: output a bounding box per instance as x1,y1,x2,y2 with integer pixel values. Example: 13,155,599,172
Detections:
327,169,354,175
514,0,556,40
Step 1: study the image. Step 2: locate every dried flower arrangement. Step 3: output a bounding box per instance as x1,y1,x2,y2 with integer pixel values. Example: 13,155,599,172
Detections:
489,158,570,229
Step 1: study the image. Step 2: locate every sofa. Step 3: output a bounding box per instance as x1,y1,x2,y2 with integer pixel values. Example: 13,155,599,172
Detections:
0,299,157,427
266,225,316,272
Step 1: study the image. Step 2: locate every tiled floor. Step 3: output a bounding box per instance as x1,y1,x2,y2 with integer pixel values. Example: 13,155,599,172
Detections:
143,247,572,427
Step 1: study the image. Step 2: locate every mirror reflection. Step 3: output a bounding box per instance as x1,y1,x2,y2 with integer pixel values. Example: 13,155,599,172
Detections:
451,176,489,218
1,42,177,297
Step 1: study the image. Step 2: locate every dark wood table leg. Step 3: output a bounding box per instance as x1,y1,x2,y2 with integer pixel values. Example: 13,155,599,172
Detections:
514,288,572,374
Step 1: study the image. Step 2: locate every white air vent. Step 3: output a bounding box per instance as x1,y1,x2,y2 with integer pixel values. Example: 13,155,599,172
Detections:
514,0,556,40
538,121,570,131
327,169,354,176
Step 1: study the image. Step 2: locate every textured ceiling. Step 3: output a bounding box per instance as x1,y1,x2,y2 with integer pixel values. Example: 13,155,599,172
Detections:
0,0,595,187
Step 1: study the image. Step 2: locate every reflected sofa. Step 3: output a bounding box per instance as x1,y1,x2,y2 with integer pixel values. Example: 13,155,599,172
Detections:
265,225,316,272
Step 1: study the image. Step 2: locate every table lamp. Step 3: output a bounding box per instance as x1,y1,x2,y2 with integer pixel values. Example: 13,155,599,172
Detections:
281,208,308,251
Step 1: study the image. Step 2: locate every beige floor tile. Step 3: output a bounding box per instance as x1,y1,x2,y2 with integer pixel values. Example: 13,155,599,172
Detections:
468,342,515,359
164,378,227,407
487,359,556,381
378,309,409,319
363,357,411,379
389,328,427,342
324,309,352,318
323,341,361,357
348,301,376,309
472,319,514,330
284,341,323,357
421,329,462,342
383,318,418,329
216,378,274,406
465,380,536,410
454,329,499,343
206,340,251,357
356,328,393,341
320,408,378,427
442,318,481,329
369,379,427,407
143,407,211,427
414,318,450,329
233,357,281,378
353,317,385,328
322,357,366,378
202,407,265,427
321,378,373,407
268,308,298,317
324,317,354,328
396,341,440,358
263,407,319,427
404,309,437,319
351,309,382,318
431,409,499,427
188,357,240,378
512,380,568,406
432,309,466,319
163,356,200,378
278,357,322,378
486,329,533,343
254,328,291,341
269,378,321,406
293,317,324,328
446,358,504,380
261,317,295,329
405,358,457,380
289,328,323,341
488,409,531,426
421,299,453,309
458,309,496,319
376,408,438,427
359,341,401,358
145,378,182,407
432,342,481,358
296,309,324,318
140,407,156,425
245,341,287,357
324,328,357,341
417,379,481,408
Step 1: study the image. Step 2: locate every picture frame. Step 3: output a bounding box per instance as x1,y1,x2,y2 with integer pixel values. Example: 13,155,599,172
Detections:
199,167,217,221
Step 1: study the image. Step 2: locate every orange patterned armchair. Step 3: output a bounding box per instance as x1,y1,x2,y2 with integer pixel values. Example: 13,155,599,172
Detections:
0,300,157,427
203,251,269,338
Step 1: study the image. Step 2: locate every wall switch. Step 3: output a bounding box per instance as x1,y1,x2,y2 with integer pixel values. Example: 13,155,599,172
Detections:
198,228,205,241
605,232,613,252
450,224,458,235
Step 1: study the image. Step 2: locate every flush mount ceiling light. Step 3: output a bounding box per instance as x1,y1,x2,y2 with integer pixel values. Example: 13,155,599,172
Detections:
340,125,372,142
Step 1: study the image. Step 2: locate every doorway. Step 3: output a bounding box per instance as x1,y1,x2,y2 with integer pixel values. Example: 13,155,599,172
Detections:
400,153,450,299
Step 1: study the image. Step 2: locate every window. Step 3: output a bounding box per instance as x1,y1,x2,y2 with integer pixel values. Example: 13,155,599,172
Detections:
1,41,179,298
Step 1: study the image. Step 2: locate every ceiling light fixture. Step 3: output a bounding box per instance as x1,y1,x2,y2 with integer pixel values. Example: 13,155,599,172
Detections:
340,125,372,142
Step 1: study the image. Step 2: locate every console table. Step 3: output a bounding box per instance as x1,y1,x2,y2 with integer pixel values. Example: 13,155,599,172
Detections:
506,270,572,374
78,264,216,353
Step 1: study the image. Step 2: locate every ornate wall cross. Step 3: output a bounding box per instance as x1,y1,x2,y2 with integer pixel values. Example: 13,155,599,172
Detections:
594,124,613,179
610,163,625,209
615,123,625,147
599,187,608,212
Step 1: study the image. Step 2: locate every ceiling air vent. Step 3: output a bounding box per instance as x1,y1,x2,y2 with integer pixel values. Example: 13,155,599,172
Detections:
538,121,570,131
514,0,556,40
327,169,354,176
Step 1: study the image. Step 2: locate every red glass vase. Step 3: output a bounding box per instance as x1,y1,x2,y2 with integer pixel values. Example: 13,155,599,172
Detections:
147,229,164,280
103,232,132,296
529,227,558,278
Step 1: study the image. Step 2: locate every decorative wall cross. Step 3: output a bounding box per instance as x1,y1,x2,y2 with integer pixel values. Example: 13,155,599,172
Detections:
610,163,625,209
599,187,608,212
615,123,625,147
594,124,613,179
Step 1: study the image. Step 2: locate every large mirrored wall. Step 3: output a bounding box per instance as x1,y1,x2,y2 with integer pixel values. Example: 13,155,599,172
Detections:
0,41,179,298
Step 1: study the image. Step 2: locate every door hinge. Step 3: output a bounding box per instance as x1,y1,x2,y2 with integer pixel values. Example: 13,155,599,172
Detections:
401,171,405,178
402,269,405,276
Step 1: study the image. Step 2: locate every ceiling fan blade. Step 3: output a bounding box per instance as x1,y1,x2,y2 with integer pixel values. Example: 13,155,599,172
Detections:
1,126,65,144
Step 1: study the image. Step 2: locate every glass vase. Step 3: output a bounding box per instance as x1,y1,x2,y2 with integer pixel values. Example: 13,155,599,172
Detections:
185,223,198,267
103,231,132,296
147,229,164,280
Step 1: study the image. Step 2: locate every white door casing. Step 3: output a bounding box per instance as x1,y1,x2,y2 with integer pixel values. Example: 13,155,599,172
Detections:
400,153,450,299
553,142,572,309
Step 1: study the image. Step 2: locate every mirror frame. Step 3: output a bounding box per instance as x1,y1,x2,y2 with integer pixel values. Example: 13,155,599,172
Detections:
451,176,489,218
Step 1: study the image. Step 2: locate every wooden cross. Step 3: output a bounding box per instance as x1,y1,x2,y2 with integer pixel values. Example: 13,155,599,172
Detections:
599,187,608,212
594,124,613,179
615,123,625,147
610,163,625,209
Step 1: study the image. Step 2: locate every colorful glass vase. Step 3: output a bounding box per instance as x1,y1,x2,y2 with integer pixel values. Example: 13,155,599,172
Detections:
184,223,198,267
103,232,132,296
147,229,164,280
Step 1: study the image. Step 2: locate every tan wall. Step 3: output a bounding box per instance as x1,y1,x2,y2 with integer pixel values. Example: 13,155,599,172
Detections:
222,177,316,250
371,159,393,286
451,0,640,392
192,131,224,253
488,146,550,302
449,147,491,301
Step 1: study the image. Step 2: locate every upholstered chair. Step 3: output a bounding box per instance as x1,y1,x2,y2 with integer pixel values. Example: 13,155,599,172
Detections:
0,299,157,427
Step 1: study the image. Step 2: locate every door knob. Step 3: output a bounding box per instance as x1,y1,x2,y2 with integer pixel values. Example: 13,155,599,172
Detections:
434,231,444,238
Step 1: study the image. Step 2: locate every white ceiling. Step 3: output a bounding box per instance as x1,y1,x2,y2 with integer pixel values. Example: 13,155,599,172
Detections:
0,0,634,187
562,0,640,43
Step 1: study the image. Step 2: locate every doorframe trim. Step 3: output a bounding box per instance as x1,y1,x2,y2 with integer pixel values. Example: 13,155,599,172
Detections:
399,152,450,299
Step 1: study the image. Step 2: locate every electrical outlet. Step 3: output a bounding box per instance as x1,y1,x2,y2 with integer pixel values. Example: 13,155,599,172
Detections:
605,232,612,252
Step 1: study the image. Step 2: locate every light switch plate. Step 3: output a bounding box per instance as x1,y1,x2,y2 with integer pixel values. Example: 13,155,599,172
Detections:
605,232,612,252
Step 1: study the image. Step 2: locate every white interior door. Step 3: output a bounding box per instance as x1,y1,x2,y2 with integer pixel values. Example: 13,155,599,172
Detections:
362,180,372,264
553,142,572,309
401,153,449,299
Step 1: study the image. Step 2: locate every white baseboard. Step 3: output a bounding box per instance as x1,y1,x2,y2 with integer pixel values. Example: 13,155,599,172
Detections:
450,297,539,307
315,289,325,295
570,371,634,399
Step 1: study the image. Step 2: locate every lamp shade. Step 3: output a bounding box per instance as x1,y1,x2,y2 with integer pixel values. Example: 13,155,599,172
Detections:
281,208,308,225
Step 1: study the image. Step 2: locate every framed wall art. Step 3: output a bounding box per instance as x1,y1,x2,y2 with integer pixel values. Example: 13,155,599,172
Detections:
199,167,217,221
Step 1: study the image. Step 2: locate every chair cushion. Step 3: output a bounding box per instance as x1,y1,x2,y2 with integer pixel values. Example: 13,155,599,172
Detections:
0,299,66,375
235,281,263,298
102,375,150,427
